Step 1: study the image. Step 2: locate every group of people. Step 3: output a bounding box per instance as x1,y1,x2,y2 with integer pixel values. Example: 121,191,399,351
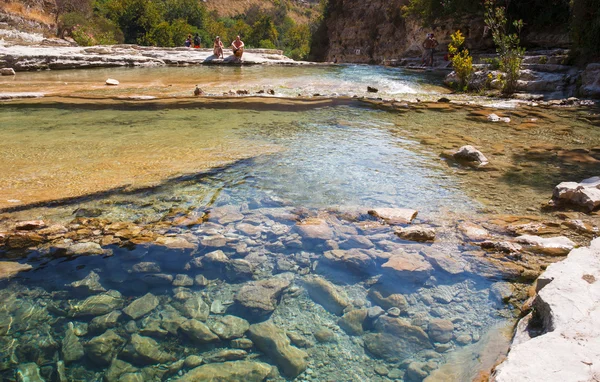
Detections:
184,34,245,61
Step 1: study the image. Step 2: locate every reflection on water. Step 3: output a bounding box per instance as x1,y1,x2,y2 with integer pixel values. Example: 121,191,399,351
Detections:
0,64,449,98
0,97,599,381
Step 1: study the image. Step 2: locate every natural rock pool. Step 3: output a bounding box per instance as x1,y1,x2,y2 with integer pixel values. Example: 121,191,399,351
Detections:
0,65,599,382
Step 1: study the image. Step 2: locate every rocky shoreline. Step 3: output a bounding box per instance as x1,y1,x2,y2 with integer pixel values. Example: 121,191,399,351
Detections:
491,237,600,381
0,44,307,72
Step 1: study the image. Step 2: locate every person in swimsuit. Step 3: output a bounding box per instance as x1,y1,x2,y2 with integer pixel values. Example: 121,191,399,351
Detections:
231,35,245,61
422,33,439,67
213,36,224,59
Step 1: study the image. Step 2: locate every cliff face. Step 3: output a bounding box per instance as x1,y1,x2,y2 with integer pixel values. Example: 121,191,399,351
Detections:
321,0,570,64
322,0,491,63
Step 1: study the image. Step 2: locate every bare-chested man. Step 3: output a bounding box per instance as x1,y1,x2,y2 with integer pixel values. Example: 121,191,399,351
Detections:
231,35,245,61
422,33,439,67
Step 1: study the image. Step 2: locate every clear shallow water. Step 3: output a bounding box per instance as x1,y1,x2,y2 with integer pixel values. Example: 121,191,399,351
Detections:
0,64,449,98
0,95,598,381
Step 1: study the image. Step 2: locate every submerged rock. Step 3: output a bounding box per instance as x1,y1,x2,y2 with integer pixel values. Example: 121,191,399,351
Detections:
381,252,433,280
394,226,436,242
303,275,350,315
177,361,272,382
368,208,418,225
204,349,248,363
0,261,32,281
515,235,575,256
338,309,368,335
70,290,124,317
179,319,219,343
68,271,106,294
62,322,85,363
234,277,291,317
174,293,210,320
123,293,159,320
208,315,250,340
428,319,454,344
89,310,122,333
296,218,334,240
16,363,44,382
121,334,175,365
85,329,126,366
248,321,308,378
551,176,600,211
322,249,376,274
364,316,432,362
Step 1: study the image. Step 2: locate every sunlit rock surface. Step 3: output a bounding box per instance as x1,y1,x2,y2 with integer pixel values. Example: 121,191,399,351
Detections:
492,238,600,382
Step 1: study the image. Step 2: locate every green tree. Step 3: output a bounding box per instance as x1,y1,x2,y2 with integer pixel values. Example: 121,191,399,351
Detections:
484,0,525,94
103,0,162,44
249,15,278,47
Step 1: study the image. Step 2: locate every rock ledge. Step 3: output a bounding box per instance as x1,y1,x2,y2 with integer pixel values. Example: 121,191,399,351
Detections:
492,237,600,382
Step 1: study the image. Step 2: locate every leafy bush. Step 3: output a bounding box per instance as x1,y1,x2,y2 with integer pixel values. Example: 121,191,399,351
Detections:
447,30,473,91
484,0,525,94
60,12,123,45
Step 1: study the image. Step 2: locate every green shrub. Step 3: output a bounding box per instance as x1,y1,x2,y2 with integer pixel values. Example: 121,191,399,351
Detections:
448,30,473,91
484,0,525,95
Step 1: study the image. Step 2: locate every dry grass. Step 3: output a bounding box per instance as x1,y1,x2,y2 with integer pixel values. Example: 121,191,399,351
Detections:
0,1,56,25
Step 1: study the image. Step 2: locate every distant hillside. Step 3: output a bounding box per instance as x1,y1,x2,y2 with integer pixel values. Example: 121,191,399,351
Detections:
204,0,321,24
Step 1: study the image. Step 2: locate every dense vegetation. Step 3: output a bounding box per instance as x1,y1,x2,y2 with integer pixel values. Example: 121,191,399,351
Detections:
57,0,325,60
402,0,600,61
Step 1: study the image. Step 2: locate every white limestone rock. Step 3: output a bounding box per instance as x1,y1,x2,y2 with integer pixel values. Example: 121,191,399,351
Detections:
492,238,600,382
552,176,600,211
515,235,575,256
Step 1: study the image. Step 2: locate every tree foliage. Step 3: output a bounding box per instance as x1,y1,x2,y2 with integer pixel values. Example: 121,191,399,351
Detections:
484,0,525,94
447,30,473,91
57,0,316,59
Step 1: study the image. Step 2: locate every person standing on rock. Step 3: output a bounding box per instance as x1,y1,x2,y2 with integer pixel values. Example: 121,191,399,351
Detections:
193,33,201,49
422,33,439,67
231,35,245,61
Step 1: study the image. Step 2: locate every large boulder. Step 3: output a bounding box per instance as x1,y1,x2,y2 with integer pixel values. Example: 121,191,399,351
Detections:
234,277,291,317
492,238,600,381
551,176,600,211
176,361,272,382
248,321,308,378
303,275,350,315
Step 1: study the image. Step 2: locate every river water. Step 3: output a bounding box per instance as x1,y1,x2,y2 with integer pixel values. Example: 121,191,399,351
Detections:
0,65,599,382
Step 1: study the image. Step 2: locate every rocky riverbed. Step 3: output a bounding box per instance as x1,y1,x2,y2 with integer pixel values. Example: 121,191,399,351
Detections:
0,62,599,381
